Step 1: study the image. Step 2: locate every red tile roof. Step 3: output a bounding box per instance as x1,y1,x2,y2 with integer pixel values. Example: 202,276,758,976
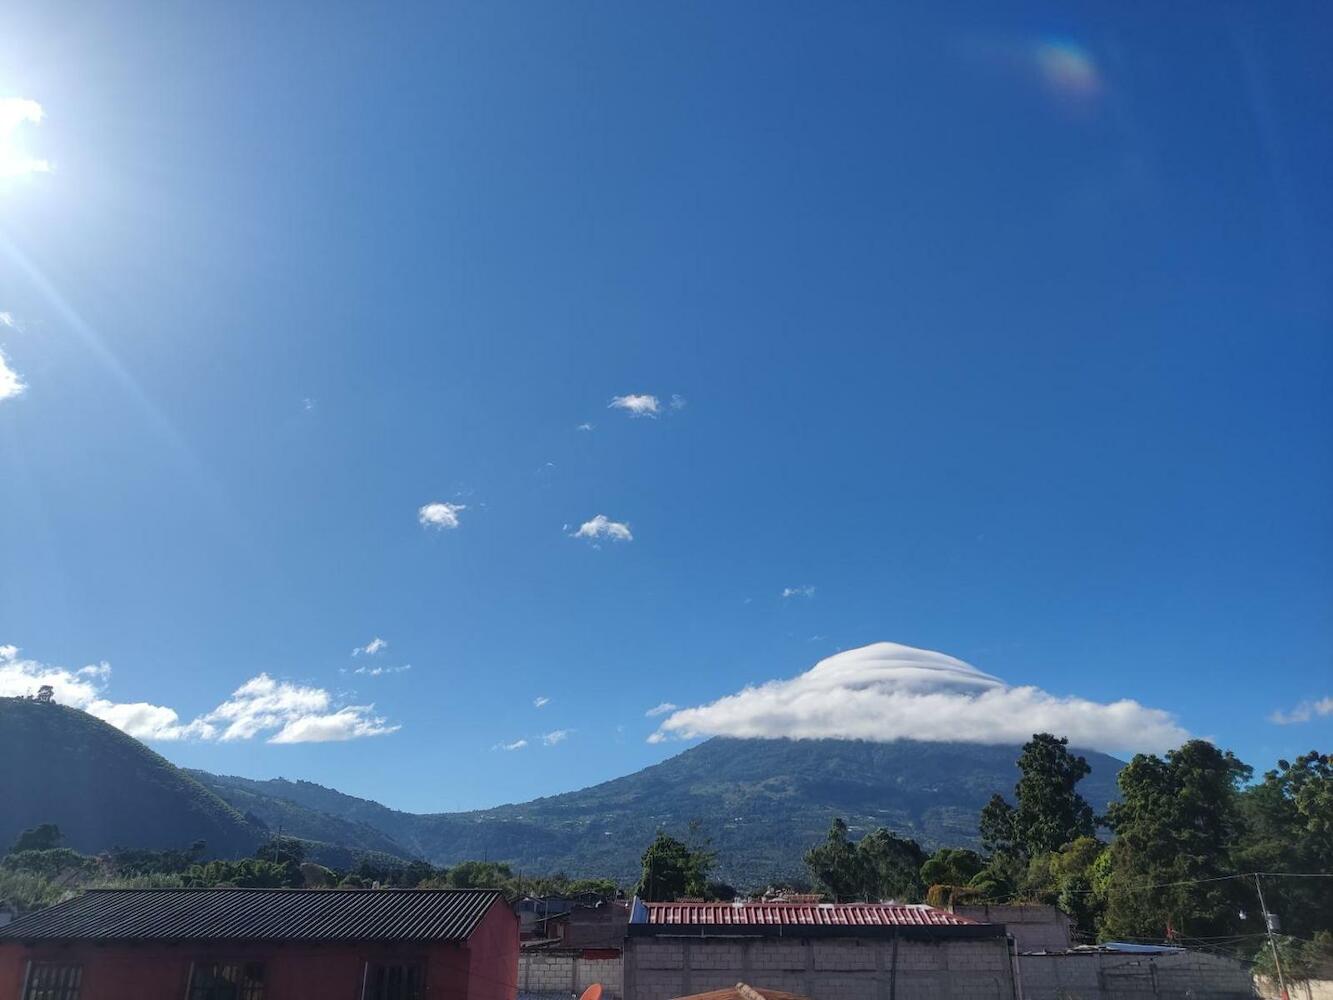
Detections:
644,902,976,927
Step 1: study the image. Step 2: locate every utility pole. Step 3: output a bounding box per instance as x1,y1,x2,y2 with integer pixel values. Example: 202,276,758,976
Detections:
1254,874,1289,1000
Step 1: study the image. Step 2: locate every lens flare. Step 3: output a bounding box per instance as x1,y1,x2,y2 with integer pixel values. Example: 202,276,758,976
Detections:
0,98,52,180
1032,38,1102,99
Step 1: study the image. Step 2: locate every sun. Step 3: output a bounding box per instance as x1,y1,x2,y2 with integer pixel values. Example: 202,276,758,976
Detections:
0,97,52,180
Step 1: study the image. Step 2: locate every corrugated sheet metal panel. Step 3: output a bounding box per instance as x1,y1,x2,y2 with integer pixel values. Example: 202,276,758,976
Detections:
0,888,506,943
644,902,975,927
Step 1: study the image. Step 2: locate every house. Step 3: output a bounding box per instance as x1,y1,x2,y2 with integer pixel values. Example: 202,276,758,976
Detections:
623,900,1015,1000
0,887,518,1000
518,901,629,999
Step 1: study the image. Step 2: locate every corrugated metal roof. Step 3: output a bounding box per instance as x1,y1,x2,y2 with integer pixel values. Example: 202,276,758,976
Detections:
643,902,975,927
0,888,507,943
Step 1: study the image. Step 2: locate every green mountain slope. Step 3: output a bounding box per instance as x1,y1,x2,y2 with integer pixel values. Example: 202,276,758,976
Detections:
186,770,416,862
196,738,1124,885
0,698,263,858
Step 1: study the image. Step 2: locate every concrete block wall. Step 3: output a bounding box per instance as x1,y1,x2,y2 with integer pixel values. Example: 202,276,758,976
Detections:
624,935,1015,1000
519,949,624,999
1018,950,1256,1000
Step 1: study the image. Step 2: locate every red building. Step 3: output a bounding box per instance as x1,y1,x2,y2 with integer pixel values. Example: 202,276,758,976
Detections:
0,886,518,1000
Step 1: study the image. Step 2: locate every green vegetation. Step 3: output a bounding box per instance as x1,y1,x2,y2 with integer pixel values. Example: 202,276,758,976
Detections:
634,829,716,901
0,698,263,859
803,819,925,902
194,736,1124,884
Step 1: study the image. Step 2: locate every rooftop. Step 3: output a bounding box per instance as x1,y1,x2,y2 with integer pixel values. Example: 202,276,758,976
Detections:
636,901,977,928
0,888,507,943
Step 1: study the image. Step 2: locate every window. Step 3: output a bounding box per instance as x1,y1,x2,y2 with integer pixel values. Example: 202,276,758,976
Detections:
23,963,82,1000
362,962,424,1000
186,962,266,1000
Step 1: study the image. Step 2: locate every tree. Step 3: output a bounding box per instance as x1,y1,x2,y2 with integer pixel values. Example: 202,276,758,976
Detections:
978,795,1017,859
803,819,862,901
804,819,926,902
10,824,62,853
1236,751,1333,940
635,833,711,901
919,848,984,889
977,735,1095,866
1101,740,1250,941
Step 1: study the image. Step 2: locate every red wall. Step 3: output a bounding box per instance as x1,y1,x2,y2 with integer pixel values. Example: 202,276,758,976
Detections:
462,896,520,1000
0,902,518,1000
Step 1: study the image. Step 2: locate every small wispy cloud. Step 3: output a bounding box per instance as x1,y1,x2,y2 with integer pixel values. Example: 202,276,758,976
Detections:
0,311,15,329
542,728,572,745
1269,697,1333,726
670,394,687,411
645,702,678,717
419,502,466,530
353,664,411,677
0,348,24,402
533,696,550,708
577,422,594,432
571,514,633,544
781,585,816,599
609,394,661,418
0,98,52,179
495,738,528,751
352,637,388,657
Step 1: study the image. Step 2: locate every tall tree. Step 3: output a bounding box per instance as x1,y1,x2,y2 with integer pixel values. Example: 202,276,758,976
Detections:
1101,740,1250,941
977,735,1095,865
804,818,862,902
856,828,927,901
1236,751,1333,939
805,819,926,902
1013,734,1095,856
636,832,711,901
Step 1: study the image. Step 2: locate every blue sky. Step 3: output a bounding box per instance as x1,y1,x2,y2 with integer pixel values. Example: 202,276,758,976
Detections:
0,2,1329,813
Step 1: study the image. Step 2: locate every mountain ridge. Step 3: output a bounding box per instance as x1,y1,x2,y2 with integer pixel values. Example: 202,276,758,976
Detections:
2,698,1124,885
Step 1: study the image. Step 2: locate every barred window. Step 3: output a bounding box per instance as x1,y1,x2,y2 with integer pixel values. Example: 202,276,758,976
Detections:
363,962,424,1000
23,963,82,1000
186,962,266,1000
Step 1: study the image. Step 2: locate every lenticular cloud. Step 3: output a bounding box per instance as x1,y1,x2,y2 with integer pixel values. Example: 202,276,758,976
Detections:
648,641,1188,753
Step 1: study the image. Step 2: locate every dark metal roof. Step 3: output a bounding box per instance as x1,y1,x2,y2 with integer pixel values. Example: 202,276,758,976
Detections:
0,888,508,943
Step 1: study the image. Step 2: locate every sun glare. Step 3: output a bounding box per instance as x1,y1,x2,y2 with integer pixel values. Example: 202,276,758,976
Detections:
0,97,52,181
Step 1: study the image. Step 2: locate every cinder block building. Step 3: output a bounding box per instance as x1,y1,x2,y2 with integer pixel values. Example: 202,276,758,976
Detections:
623,900,1015,1000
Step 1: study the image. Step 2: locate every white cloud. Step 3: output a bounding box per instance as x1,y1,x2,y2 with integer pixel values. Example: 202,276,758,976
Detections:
577,422,595,432
543,728,572,745
353,664,411,677
0,645,398,744
197,673,398,743
533,696,550,708
419,502,466,529
609,394,661,418
495,738,528,751
353,637,388,657
571,514,633,543
0,646,210,741
647,641,1190,754
0,98,51,179
1269,697,1333,725
670,394,687,411
0,348,25,402
0,312,15,328
781,585,816,599
645,701,678,717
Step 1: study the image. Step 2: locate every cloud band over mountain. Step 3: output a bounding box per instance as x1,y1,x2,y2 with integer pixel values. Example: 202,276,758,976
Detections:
648,641,1188,753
